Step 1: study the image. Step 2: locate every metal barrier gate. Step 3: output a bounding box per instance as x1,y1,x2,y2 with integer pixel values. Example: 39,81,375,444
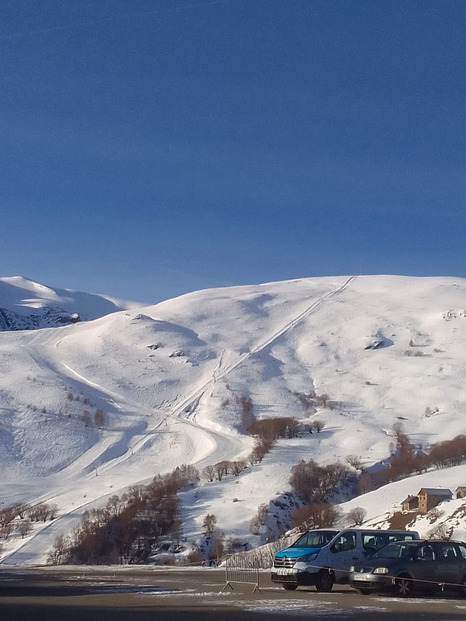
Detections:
222,555,261,592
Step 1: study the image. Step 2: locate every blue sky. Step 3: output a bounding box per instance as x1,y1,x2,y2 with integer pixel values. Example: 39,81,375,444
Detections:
1,0,465,303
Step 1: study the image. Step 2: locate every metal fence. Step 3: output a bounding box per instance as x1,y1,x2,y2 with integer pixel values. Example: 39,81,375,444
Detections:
222,555,261,592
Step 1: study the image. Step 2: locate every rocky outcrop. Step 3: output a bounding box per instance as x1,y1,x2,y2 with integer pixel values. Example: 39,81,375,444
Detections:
0,307,80,331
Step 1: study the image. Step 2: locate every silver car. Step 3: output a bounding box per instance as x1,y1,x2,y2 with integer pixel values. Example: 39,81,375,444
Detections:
349,539,466,597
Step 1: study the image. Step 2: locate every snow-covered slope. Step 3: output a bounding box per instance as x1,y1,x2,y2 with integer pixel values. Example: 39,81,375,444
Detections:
0,276,142,329
0,274,465,564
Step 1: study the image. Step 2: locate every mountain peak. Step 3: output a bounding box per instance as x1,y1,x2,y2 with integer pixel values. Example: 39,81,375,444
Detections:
0,276,144,330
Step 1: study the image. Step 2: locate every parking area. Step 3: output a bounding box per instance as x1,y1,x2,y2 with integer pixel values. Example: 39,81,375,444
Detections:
0,566,465,620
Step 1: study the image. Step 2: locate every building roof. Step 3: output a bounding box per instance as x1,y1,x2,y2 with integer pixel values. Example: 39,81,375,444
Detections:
417,488,452,496
401,495,418,503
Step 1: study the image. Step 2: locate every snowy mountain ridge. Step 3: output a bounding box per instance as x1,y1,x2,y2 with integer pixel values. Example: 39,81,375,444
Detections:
0,274,465,565
0,276,142,330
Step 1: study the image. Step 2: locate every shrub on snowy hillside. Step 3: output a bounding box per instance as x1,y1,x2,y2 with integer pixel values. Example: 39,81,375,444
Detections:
247,417,300,441
354,432,466,495
290,459,351,504
48,464,200,565
291,503,341,529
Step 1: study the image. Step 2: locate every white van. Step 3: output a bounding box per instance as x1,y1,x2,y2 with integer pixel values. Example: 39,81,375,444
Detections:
271,528,420,592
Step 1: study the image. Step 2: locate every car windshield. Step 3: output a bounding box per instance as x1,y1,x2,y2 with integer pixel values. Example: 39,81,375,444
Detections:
291,530,338,548
373,542,417,559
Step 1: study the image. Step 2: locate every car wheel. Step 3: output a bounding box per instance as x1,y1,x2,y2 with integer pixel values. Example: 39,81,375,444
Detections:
315,570,334,592
459,576,466,597
394,575,412,597
283,584,298,591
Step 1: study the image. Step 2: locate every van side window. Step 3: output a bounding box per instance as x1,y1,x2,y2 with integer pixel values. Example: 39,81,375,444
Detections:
363,534,387,553
388,533,416,542
330,532,356,553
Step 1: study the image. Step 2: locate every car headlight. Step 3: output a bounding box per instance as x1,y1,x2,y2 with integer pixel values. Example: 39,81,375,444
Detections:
373,567,389,574
300,552,318,562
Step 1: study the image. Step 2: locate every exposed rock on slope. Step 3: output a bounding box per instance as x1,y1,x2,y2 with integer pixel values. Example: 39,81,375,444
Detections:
0,276,142,330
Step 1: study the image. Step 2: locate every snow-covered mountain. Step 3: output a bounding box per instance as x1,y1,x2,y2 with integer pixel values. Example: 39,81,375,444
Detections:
0,274,465,565
0,276,143,330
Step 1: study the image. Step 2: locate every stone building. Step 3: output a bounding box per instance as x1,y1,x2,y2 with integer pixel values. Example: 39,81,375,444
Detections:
417,488,452,514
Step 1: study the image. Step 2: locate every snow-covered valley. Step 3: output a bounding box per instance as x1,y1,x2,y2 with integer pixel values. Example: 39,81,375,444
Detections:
0,274,465,565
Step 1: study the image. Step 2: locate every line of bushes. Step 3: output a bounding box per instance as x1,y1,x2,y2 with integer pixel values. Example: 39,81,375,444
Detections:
48,464,199,565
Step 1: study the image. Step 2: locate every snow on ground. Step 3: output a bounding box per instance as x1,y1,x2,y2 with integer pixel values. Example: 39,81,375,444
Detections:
340,464,466,538
0,274,465,565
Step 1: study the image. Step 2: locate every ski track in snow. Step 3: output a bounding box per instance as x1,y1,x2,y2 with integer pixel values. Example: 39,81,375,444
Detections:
3,277,355,564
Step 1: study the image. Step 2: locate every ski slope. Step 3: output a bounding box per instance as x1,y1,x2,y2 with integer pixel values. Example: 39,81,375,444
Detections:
0,274,465,563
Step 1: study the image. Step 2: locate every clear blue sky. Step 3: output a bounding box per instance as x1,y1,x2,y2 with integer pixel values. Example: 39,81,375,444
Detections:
1,0,465,303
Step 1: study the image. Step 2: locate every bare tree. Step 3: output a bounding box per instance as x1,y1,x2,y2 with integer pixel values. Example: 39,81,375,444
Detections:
202,465,216,482
214,461,229,481
249,503,268,535
290,459,349,504
230,460,247,476
95,408,105,429
357,471,372,495
18,518,32,539
249,438,273,464
392,421,405,438
47,533,69,565
0,522,13,539
13,503,31,519
311,420,325,433
202,513,217,537
0,506,16,527
292,503,341,530
48,504,58,520
236,395,254,429
346,506,367,526
28,502,55,522
346,455,363,470
315,394,329,408
175,463,200,487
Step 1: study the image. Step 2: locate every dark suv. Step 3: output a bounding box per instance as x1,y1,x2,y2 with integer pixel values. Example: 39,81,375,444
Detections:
349,539,466,597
